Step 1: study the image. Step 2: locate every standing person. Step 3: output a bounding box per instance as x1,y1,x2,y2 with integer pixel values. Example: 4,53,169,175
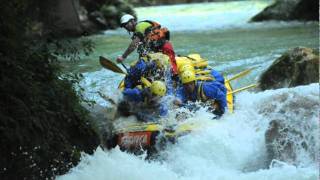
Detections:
116,14,178,76
175,70,227,117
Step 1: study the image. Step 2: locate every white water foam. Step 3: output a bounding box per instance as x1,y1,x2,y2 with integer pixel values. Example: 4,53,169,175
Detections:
58,83,319,180
79,68,125,107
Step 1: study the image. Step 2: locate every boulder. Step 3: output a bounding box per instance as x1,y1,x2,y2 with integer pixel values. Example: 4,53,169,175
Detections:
265,119,307,165
251,0,319,22
258,47,319,91
259,91,319,166
34,0,136,37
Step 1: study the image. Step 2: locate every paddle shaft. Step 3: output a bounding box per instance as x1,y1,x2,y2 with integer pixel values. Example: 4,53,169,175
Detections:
227,84,257,95
121,62,129,72
225,67,255,83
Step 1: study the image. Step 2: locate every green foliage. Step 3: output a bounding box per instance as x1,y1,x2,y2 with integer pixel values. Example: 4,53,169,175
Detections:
101,4,118,17
61,73,96,107
0,0,100,179
100,1,136,28
49,39,95,62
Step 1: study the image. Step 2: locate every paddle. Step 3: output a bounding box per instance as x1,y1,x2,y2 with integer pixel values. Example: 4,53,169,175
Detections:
227,84,257,95
99,56,127,74
225,67,255,83
120,62,129,72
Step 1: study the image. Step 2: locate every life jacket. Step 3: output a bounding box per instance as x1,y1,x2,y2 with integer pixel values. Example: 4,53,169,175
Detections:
134,20,170,52
143,20,170,41
196,81,209,102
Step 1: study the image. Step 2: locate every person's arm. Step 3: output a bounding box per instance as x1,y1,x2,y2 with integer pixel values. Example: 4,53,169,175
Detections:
203,82,227,111
210,69,225,84
173,87,185,106
122,88,144,102
117,36,141,63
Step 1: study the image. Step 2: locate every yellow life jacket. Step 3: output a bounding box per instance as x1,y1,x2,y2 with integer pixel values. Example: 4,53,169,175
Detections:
196,81,208,102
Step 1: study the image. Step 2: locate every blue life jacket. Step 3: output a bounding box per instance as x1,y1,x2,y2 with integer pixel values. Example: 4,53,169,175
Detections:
122,87,168,118
124,59,157,88
210,69,225,84
176,80,227,110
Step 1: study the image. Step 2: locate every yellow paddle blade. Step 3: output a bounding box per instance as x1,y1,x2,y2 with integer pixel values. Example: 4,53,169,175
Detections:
99,56,126,74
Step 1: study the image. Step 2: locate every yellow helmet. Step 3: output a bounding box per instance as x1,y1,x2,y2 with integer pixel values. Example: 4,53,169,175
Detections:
150,81,167,96
181,70,196,84
187,54,202,61
179,64,194,73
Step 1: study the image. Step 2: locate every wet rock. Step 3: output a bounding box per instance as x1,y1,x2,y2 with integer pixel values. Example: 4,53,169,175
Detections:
32,0,136,37
80,0,135,32
89,11,108,28
251,0,319,22
259,90,319,166
44,0,84,37
264,119,314,166
258,47,319,90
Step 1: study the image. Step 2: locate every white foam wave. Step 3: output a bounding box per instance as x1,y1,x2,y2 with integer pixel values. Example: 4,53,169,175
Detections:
79,68,125,107
58,83,319,180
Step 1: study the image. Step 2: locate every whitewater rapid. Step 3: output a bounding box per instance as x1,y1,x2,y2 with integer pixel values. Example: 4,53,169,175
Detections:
58,0,319,179
58,83,319,180
104,0,312,34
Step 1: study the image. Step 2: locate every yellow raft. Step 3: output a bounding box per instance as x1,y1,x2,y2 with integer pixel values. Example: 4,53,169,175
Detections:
105,53,254,154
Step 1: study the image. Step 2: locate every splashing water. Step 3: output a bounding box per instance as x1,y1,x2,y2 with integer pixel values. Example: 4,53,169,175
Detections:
58,83,319,180
58,1,319,179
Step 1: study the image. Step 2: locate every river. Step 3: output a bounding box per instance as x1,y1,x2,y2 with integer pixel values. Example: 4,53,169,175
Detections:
58,1,319,180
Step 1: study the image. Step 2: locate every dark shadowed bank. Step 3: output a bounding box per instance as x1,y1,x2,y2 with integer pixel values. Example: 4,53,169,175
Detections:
0,1,101,179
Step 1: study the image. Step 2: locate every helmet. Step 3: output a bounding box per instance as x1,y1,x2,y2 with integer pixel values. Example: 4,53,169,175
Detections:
120,14,134,26
179,64,194,73
150,81,166,96
181,70,196,84
187,54,202,62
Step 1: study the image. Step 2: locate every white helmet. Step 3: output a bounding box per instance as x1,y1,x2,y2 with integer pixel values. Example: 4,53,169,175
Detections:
120,14,134,26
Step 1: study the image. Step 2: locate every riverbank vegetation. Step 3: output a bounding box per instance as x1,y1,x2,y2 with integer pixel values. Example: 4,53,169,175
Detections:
0,1,100,179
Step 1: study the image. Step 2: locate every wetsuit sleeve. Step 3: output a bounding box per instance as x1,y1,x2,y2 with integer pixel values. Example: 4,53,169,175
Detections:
203,82,227,109
210,69,225,84
122,88,144,102
175,87,186,103
124,59,147,88
145,60,157,72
